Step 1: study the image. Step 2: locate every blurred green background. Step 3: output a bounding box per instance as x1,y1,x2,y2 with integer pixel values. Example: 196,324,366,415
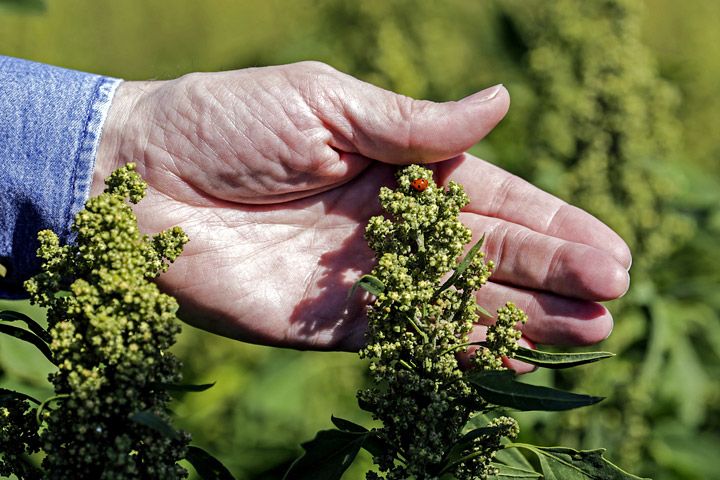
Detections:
1,0,719,478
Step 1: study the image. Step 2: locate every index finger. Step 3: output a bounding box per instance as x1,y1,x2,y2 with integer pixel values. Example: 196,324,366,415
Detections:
437,154,632,269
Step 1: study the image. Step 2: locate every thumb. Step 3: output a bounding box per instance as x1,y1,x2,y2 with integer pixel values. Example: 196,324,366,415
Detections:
322,75,510,164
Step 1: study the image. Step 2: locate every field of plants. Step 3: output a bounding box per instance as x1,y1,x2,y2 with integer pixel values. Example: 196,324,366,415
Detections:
1,0,719,478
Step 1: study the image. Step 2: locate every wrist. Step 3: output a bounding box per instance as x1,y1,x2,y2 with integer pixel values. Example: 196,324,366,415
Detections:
92,80,159,196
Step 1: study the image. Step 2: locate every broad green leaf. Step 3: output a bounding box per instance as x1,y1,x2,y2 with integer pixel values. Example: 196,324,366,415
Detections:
283,429,366,480
511,346,614,369
494,445,535,471
434,234,485,299
0,388,41,406
331,416,390,459
130,410,178,439
0,324,53,363
0,309,51,342
510,444,647,479
465,370,604,411
492,463,542,479
331,415,367,433
347,275,385,300
151,381,216,392
185,445,236,480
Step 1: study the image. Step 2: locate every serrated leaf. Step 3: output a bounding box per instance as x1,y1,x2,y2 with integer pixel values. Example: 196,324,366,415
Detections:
512,346,614,369
492,463,542,479
186,445,236,480
0,324,53,363
465,370,604,411
347,275,385,300
0,310,51,342
151,381,216,392
0,388,41,406
283,429,366,480
510,444,648,479
129,410,178,439
434,234,485,299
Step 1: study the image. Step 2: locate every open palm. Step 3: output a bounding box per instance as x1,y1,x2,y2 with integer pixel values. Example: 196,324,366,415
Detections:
95,62,631,365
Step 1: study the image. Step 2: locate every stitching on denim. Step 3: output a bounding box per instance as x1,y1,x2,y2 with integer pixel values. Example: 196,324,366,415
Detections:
66,76,122,243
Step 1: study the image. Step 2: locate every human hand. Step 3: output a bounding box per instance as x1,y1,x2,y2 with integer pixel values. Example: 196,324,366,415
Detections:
94,62,630,368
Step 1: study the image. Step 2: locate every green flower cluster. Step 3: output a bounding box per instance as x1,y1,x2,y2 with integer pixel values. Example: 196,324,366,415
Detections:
22,163,190,479
505,0,694,275
0,397,42,479
500,0,697,472
360,165,525,480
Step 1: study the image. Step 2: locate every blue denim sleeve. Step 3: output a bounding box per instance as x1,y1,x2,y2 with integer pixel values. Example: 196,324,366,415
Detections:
0,55,122,298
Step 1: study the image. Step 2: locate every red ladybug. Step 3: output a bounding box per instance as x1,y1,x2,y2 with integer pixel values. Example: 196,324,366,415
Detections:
411,178,428,192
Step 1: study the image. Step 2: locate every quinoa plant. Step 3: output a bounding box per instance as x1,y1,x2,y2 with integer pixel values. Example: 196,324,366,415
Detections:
285,165,645,480
1,164,232,479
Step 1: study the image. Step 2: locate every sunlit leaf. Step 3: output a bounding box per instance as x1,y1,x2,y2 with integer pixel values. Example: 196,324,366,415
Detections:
0,324,53,363
465,370,604,411
434,234,485,299
0,309,51,342
492,463,542,479
511,346,614,369
186,445,236,480
0,388,41,406
347,275,385,300
510,444,648,479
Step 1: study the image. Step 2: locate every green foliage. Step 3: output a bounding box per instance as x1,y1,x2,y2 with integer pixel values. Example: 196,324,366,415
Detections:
0,165,239,479
0,0,45,14
286,166,637,480
491,2,720,479
2,0,719,478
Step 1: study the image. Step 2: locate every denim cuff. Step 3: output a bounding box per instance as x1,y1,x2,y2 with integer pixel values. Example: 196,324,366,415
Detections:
0,56,122,298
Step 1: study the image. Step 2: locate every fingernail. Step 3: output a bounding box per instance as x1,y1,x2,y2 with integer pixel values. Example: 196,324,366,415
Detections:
603,317,614,341
619,271,631,298
462,84,504,103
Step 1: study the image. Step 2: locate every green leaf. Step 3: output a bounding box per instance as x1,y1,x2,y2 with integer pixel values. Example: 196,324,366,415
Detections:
492,463,542,479
494,445,535,471
0,324,53,363
347,274,385,300
0,309,51,342
330,416,391,459
129,410,178,439
465,370,604,411
0,388,41,406
511,346,614,369
185,445,236,480
150,381,216,392
438,425,505,474
510,444,648,479
331,415,367,433
434,234,485,298
283,429,366,480
477,304,494,318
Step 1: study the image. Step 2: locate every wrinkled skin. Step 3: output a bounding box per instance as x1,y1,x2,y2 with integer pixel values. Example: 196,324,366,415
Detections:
95,61,631,372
